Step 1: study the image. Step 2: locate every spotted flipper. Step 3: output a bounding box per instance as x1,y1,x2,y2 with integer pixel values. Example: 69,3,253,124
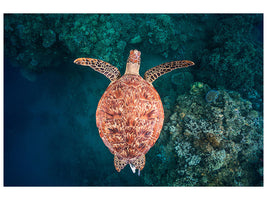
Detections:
74,58,121,82
144,60,195,84
132,154,145,171
114,155,128,172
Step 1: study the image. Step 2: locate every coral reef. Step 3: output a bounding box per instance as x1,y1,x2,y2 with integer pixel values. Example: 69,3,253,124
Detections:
42,29,56,48
143,82,263,186
4,14,262,107
196,15,263,109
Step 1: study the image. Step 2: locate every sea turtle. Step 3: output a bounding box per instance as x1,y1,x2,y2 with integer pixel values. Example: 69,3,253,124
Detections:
74,50,194,175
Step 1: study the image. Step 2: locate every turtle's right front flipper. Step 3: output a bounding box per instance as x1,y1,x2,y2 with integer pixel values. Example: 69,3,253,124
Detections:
74,58,121,82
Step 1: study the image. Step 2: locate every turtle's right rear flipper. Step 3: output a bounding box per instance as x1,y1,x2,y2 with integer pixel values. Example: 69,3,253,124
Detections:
74,58,121,82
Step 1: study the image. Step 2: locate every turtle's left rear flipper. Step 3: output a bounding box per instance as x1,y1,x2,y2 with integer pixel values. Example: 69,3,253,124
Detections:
144,60,195,84
74,58,121,82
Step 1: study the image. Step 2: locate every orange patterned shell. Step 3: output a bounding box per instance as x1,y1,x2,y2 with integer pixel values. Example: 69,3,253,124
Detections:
96,74,164,160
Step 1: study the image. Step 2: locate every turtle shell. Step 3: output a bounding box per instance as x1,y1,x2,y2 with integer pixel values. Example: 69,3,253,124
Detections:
96,74,164,161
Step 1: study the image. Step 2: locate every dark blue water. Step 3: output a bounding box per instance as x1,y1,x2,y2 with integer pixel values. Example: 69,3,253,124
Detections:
5,61,57,185
4,60,144,186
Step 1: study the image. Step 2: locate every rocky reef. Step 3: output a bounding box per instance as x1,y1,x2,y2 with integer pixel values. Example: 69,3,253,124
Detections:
143,82,263,186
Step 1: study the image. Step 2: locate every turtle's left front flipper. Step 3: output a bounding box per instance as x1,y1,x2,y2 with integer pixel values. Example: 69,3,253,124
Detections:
144,60,195,84
74,58,121,82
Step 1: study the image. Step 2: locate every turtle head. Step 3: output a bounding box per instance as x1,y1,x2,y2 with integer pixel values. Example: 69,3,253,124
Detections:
124,49,141,75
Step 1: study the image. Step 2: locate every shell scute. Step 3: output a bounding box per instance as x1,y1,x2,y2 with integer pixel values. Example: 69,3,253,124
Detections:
139,85,159,101
125,127,136,144
106,134,124,144
112,143,125,154
138,128,152,139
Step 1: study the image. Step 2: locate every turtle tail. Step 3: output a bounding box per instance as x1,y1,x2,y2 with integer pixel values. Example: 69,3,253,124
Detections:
130,154,146,176
114,154,145,176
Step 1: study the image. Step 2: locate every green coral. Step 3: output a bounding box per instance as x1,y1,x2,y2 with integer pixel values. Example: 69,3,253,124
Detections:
198,15,263,102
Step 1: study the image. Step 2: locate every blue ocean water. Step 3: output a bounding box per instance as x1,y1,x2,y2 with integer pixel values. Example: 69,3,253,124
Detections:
4,60,144,186
4,14,263,186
